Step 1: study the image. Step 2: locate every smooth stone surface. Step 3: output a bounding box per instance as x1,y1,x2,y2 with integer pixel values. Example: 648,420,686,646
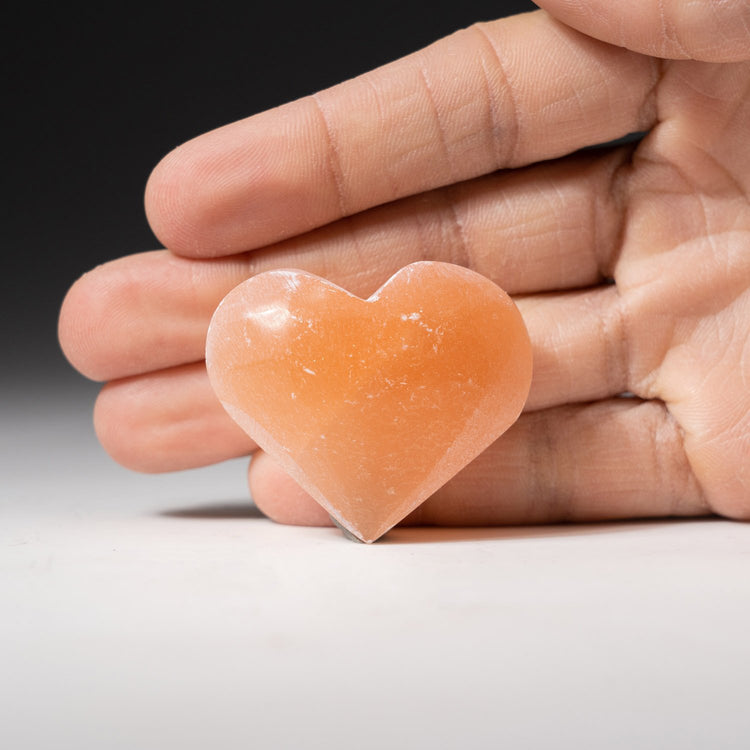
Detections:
206,261,532,542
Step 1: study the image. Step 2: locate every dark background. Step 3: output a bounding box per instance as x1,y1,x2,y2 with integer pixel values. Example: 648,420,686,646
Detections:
3,0,536,395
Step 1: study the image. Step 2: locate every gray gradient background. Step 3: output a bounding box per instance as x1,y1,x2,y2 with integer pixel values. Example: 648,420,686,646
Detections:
3,2,750,748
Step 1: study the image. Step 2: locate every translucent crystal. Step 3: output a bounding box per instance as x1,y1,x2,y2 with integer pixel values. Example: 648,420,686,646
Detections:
206,262,532,542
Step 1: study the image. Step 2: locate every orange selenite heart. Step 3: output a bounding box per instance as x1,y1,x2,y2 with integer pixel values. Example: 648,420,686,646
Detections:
206,262,532,543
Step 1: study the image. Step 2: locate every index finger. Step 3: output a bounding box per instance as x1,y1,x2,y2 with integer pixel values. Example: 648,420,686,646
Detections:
146,10,657,257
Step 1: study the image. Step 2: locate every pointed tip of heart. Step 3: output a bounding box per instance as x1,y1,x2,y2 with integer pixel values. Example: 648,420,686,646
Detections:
330,515,375,543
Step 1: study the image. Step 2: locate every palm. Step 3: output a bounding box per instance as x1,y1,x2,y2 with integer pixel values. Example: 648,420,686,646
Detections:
59,12,750,525
618,60,750,515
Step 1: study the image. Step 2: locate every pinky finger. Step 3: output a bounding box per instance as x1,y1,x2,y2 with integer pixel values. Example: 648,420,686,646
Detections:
247,399,710,529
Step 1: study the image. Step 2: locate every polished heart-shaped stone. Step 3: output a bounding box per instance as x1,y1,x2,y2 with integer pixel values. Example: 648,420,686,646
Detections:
206,262,532,542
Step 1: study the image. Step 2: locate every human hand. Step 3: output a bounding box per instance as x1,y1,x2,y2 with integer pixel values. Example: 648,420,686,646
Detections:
59,1,750,527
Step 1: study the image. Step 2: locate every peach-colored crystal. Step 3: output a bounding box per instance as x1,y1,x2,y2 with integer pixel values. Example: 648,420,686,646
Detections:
206,262,532,543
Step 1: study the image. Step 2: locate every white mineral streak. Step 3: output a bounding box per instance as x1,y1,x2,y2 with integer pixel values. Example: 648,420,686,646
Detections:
244,304,290,330
280,269,302,291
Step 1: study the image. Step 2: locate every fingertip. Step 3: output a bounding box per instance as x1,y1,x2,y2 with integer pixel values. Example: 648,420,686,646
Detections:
93,378,182,473
93,380,155,472
248,451,332,527
144,141,209,258
58,267,115,382
59,255,169,382
144,121,290,258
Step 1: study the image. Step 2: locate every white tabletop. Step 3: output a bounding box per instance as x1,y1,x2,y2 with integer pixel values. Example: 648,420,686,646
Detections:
3,384,750,749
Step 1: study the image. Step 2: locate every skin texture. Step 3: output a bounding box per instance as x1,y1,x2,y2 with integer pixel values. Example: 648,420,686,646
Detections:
59,2,750,528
